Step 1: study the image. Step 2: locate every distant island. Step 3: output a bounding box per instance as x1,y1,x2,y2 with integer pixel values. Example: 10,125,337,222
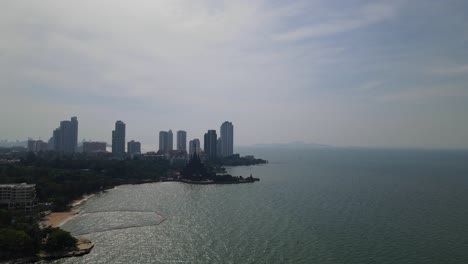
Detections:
253,141,333,149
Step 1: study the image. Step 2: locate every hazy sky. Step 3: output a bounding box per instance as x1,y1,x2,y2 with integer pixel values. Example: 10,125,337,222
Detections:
1,0,467,149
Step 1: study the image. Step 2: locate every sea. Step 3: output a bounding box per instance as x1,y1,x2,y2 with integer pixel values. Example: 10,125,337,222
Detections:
53,147,468,264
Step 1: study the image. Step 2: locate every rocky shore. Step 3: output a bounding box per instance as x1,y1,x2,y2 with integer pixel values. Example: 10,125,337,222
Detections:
38,238,94,260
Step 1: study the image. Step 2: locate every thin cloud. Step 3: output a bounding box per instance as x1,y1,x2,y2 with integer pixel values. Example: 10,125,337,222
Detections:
272,2,400,42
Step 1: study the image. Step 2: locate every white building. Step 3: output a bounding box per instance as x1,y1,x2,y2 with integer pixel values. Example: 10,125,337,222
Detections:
0,183,36,211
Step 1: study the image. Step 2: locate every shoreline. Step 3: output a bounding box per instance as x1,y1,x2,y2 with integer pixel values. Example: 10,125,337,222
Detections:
44,194,95,228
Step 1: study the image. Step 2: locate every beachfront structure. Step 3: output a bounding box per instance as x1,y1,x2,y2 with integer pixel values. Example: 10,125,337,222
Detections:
0,183,36,211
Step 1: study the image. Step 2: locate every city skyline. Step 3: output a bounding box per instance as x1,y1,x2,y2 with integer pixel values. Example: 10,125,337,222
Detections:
18,116,240,154
1,1,468,149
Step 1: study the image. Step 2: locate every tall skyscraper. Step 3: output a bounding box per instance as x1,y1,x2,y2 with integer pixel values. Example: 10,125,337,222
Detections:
168,130,173,151
53,128,61,152
60,120,73,153
159,130,173,153
159,131,168,153
127,140,141,155
71,116,78,152
220,121,234,157
204,130,217,160
50,116,78,153
217,137,222,157
177,130,187,152
112,121,126,156
189,139,201,156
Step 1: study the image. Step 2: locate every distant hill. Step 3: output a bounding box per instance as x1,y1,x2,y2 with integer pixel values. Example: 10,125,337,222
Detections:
251,141,333,149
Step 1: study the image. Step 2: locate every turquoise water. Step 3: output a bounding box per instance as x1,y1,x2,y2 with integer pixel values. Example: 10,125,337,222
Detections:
55,148,468,263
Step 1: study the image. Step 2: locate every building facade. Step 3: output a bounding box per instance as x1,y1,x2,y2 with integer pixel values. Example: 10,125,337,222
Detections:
0,183,36,211
189,139,201,156
127,140,141,155
220,121,234,157
112,121,126,156
217,137,222,157
177,130,187,152
204,130,217,160
167,130,173,152
50,116,78,153
159,130,174,153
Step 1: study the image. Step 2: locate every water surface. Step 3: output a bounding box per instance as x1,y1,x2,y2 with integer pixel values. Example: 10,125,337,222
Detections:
56,148,468,263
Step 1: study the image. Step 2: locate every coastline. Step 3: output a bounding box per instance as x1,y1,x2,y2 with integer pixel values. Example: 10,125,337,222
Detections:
44,194,95,228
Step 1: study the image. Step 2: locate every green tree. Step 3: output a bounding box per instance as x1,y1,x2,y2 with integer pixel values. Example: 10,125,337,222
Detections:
0,210,12,227
45,228,77,252
0,228,35,259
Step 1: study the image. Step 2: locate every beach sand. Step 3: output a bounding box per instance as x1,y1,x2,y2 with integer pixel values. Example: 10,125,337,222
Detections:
46,210,80,227
44,194,95,227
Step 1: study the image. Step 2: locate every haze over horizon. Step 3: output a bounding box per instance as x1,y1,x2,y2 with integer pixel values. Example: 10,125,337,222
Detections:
1,1,468,149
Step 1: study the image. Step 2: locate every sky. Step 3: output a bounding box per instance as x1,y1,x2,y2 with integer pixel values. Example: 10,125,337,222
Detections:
1,0,468,149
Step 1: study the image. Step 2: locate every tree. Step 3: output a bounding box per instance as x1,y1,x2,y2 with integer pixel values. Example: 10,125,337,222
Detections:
0,228,35,259
0,210,12,227
45,228,77,252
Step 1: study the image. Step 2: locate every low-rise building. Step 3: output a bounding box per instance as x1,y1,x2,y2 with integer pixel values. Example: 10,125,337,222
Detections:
0,183,36,211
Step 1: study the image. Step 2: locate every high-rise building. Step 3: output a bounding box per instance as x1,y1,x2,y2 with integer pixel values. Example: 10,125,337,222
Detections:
83,142,107,153
159,131,168,153
53,128,61,152
112,121,126,156
189,139,201,156
50,117,78,153
47,137,54,150
177,130,187,152
168,130,173,152
204,130,217,160
60,120,73,153
71,117,78,152
159,130,173,153
127,140,141,155
217,137,222,157
220,121,234,157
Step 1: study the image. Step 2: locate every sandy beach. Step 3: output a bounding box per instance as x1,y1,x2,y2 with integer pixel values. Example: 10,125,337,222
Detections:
46,210,80,227
44,194,95,228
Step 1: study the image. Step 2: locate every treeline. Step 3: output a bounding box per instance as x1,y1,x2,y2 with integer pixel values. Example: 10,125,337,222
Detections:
0,152,171,211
